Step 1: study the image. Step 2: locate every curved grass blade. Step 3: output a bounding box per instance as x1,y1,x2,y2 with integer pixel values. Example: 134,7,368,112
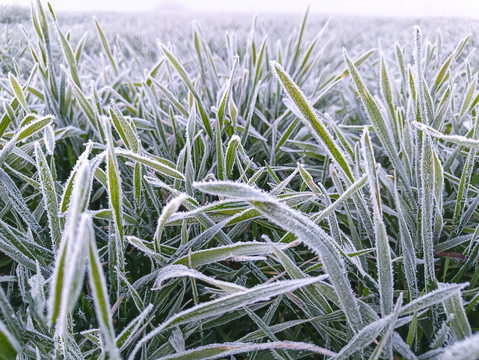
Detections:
17,115,53,142
154,194,188,250
59,142,93,213
155,341,336,360
194,181,363,332
8,73,30,112
67,76,102,137
225,135,240,179
311,173,367,223
94,17,118,74
50,13,81,88
332,313,394,360
271,61,353,181
173,241,292,268
412,121,479,149
109,103,140,153
129,276,327,359
399,283,468,316
116,149,185,180
153,264,247,293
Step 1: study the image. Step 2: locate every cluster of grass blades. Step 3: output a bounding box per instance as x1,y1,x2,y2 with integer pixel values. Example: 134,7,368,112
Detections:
0,1,478,359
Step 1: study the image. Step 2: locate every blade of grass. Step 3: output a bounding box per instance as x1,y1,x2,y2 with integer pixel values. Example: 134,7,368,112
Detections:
194,181,363,332
271,61,354,181
87,214,120,358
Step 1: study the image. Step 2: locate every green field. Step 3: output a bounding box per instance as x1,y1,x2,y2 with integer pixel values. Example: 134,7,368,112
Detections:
0,2,479,359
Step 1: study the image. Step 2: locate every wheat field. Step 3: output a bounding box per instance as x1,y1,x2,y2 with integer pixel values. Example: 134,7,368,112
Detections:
0,2,478,359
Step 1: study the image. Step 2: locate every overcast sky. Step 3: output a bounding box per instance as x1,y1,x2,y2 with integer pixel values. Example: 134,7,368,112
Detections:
2,0,479,18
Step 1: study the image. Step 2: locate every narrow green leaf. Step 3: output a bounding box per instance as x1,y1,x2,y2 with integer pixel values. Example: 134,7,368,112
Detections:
94,17,118,74
51,15,81,88
116,149,185,180
421,134,436,286
8,73,29,112
47,161,90,330
17,115,53,141
271,61,353,181
109,103,140,153
361,129,393,316
153,264,247,293
174,241,293,268
399,283,468,316
59,142,93,213
35,143,61,247
87,215,120,358
154,194,188,250
225,135,240,179
104,119,125,280
217,55,238,127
